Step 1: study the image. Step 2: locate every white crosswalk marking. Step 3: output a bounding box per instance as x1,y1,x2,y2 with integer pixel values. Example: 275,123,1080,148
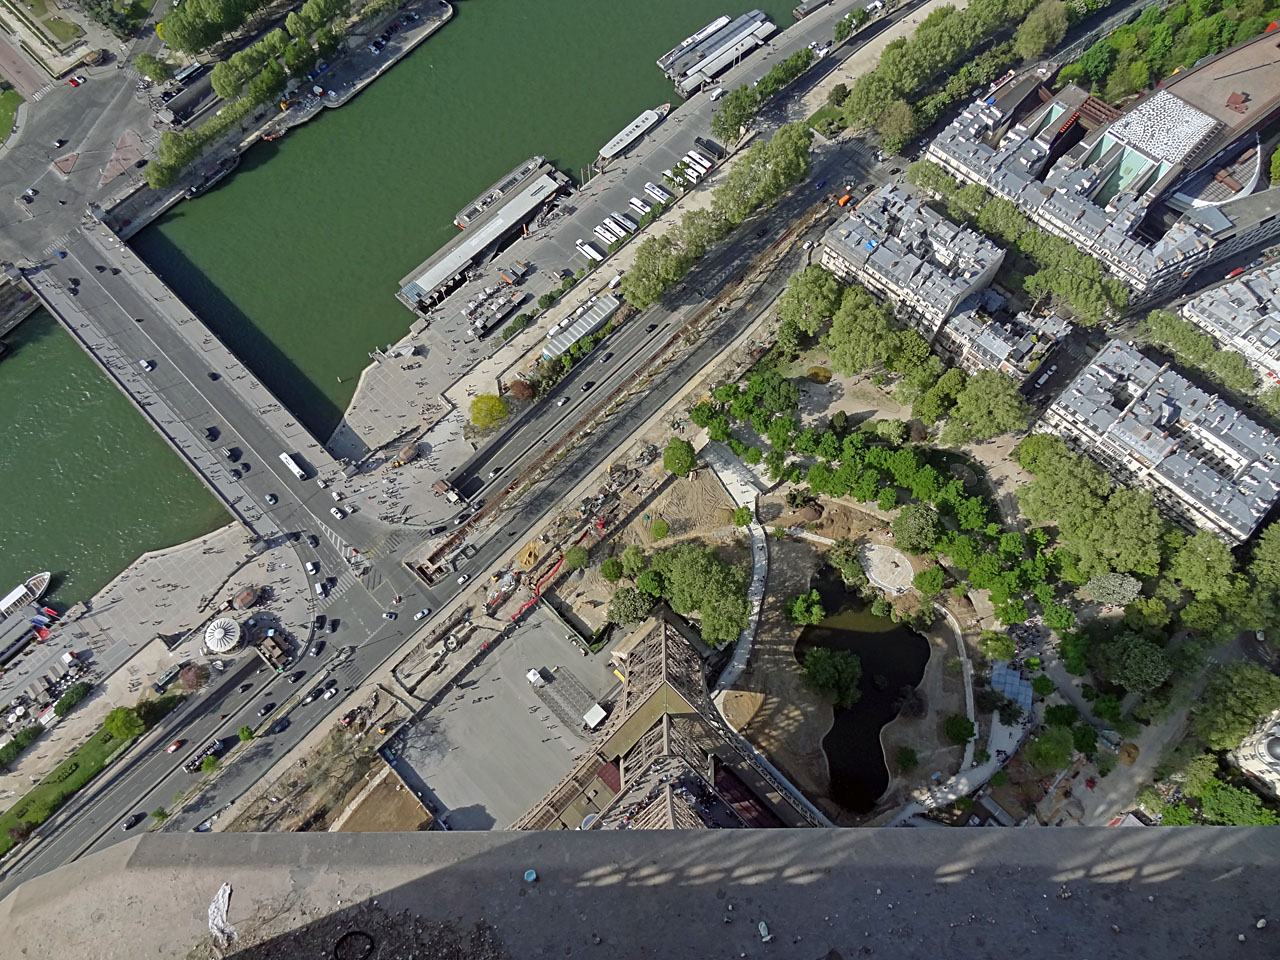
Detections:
29,83,56,102
40,233,75,257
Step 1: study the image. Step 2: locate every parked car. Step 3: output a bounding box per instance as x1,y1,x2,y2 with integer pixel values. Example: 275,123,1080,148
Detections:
330,507,345,519
309,640,325,657
257,702,275,717
313,614,325,630
327,619,338,633
383,611,397,620
414,608,432,621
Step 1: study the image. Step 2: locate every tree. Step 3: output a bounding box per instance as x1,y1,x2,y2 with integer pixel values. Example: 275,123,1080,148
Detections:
945,714,976,745
54,681,92,717
1026,725,1074,772
151,807,170,822
732,506,753,527
777,264,842,337
620,545,647,578
892,503,940,554
651,518,670,539
1170,530,1236,600
913,566,945,596
663,437,696,477
1014,0,1068,61
135,52,171,81
711,84,760,143
635,569,665,597
1045,704,1079,727
563,545,590,570
507,379,535,401
600,558,624,582
1044,604,1075,632
1193,662,1280,750
1085,572,1141,606
104,706,145,741
787,589,827,625
238,726,254,742
906,159,958,198
896,746,919,771
801,647,863,707
1198,779,1280,826
940,371,1029,445
6,821,34,844
978,630,1016,661
824,284,899,375
1031,674,1054,696
607,586,653,624
877,99,917,153
469,394,509,430
1071,724,1098,756
200,756,220,773
1092,631,1171,695
179,663,210,692
827,82,850,107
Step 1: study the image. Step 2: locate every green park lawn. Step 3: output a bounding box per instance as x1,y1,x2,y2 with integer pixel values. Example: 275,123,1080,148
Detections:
0,88,23,140
43,15,84,45
806,103,845,139
0,725,122,856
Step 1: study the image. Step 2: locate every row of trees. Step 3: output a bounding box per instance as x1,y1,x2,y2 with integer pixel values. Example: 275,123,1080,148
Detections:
604,542,750,646
162,0,348,56
1060,0,1279,104
709,46,818,143
906,159,1129,324
618,124,814,310
1140,309,1258,393
146,0,352,187
834,0,1072,152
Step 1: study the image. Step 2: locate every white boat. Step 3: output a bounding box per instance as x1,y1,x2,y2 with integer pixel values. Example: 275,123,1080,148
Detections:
598,104,671,164
0,572,51,619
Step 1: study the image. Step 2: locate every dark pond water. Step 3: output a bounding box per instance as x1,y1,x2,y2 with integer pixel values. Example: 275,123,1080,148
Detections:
795,569,930,814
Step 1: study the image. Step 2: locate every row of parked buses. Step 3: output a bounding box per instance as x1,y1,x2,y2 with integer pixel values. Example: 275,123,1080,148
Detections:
577,148,718,262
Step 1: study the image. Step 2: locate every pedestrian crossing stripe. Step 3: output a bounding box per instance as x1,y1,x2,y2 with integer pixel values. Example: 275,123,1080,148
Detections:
40,233,75,257
29,83,55,102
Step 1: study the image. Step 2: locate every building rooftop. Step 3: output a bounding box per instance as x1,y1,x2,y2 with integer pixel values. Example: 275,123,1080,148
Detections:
1106,90,1221,166
1050,340,1280,537
399,169,563,304
3,827,1278,959
1182,262,1280,367
1161,29,1280,141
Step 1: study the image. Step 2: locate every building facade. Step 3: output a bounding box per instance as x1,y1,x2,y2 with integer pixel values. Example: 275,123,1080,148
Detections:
1230,706,1280,800
934,308,1070,383
1039,340,1280,543
820,184,1004,340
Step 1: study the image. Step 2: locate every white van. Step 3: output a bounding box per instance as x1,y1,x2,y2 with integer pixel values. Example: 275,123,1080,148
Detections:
305,561,319,575
313,582,327,599
709,86,726,101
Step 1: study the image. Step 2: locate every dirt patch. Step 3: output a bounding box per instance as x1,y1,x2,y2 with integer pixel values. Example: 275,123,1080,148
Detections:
727,537,839,814
516,540,541,569
337,769,432,832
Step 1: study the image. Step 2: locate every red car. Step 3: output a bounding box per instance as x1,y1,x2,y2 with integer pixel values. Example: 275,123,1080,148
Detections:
66,76,80,87
166,739,185,753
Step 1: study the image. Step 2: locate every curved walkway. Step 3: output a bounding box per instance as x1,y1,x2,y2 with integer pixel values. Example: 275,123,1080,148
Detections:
701,442,768,700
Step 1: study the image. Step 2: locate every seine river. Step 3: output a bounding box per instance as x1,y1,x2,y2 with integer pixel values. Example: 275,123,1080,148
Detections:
0,312,227,606
3,0,795,604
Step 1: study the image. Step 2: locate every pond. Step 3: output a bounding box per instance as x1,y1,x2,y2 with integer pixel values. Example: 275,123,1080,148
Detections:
795,569,930,814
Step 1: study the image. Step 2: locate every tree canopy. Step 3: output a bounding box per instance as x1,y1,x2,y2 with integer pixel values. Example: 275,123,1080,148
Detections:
940,371,1030,445
801,647,863,708
469,394,510,430
787,589,826,625
1193,662,1280,750
663,437,696,477
104,707,145,740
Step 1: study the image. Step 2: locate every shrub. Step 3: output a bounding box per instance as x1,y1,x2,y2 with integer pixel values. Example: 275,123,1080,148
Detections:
801,647,863,708
896,746,919,771
651,518,669,539
1031,675,1054,697
600,558,624,582
945,714,976,745
54,681,93,717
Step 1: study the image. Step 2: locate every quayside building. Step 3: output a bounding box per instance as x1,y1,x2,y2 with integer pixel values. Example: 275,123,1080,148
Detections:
658,10,776,97
927,30,1280,304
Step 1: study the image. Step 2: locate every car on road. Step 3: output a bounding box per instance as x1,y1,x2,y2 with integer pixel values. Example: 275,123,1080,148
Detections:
802,240,813,250
326,619,338,633
272,718,290,734
414,608,431,621
229,469,242,481
139,359,156,372
428,525,446,535
383,611,397,620
306,561,319,576
67,76,81,87
286,670,305,684
307,534,320,548
457,574,470,585
257,703,275,717
309,640,325,657
454,513,470,525
302,685,324,704
581,381,594,391
1251,259,1265,269
166,739,185,754
888,167,902,176
323,686,339,700
330,507,345,520
121,812,146,830
755,227,768,238
314,614,325,630
488,467,501,479
599,352,613,364
265,493,278,505
238,683,253,693
557,396,568,406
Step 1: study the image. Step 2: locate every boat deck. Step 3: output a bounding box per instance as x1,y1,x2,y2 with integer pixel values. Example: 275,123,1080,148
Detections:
454,155,547,228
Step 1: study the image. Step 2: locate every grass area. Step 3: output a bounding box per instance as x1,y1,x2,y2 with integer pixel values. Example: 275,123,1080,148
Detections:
24,0,48,16
43,15,82,45
0,726,122,856
807,103,845,139
0,694,183,856
0,88,23,139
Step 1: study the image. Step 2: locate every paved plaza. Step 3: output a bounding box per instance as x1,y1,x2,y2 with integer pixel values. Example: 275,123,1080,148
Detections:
861,542,914,595
390,606,619,829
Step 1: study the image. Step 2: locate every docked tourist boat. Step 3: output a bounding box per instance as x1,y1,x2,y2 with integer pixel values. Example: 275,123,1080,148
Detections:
0,572,51,619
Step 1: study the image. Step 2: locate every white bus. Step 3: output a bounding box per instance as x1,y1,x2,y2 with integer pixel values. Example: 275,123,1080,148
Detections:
678,162,701,184
604,215,633,236
644,182,673,204
279,452,308,481
686,151,712,173
629,196,653,216
576,239,605,262
597,220,623,243
613,211,639,232
593,225,617,246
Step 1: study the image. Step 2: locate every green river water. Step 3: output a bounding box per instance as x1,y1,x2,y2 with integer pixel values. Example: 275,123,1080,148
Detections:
3,0,795,605
0,312,228,606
